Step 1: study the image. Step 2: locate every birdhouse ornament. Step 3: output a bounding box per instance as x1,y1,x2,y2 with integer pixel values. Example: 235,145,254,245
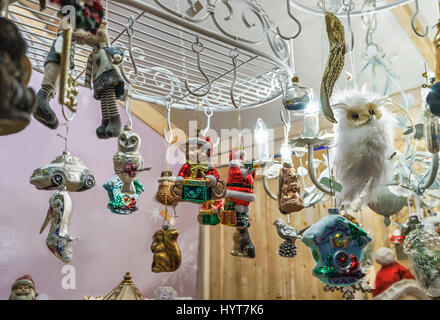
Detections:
170,134,226,225
302,208,372,287
103,126,150,215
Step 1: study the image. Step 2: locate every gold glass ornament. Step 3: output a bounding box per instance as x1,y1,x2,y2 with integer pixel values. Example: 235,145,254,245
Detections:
156,170,179,207
151,225,182,273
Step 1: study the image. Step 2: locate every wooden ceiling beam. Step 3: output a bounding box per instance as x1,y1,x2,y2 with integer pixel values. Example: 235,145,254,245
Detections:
388,1,436,71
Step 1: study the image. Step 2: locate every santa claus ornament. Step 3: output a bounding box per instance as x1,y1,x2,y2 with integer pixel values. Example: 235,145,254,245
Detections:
8,275,39,300
170,134,226,225
302,208,371,288
219,147,256,258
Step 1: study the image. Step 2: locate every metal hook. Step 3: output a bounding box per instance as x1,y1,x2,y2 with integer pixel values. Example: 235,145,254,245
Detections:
230,48,242,108
184,35,211,97
163,97,173,145
276,0,302,40
202,106,220,147
411,0,428,38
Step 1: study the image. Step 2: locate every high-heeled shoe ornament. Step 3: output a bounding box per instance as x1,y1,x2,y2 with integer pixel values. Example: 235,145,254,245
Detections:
40,186,78,263
104,126,150,215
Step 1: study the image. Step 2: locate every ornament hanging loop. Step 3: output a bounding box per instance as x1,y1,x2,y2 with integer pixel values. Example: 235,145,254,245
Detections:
163,96,174,145
185,35,211,97
202,106,220,147
230,47,242,109
121,15,139,130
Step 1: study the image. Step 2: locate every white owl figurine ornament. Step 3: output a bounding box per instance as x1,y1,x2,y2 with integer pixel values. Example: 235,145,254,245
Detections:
113,126,145,194
329,86,396,208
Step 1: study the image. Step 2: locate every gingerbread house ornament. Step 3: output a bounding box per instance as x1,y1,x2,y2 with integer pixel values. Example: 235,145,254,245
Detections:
302,208,372,287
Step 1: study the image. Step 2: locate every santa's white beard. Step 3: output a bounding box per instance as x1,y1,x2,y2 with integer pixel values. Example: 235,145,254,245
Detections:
9,291,36,300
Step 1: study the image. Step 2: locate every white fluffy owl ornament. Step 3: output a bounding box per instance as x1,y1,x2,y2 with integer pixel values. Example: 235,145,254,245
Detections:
113,126,144,194
329,86,396,208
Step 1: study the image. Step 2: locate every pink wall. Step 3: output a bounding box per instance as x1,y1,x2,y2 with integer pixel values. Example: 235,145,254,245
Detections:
0,71,199,299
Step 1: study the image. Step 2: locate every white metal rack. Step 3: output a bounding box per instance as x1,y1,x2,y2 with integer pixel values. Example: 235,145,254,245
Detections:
8,0,297,112
291,0,415,16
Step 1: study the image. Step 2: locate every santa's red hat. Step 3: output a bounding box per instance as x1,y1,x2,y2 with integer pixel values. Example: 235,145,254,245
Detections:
12,275,36,291
179,135,214,157
229,147,247,166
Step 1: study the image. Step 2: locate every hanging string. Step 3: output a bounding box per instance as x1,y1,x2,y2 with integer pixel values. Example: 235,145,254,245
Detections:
124,15,137,130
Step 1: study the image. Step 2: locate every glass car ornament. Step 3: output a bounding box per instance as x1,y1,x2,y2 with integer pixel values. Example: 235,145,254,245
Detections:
282,75,310,111
170,135,226,224
30,151,96,192
302,208,372,287
151,225,182,273
403,223,440,298
39,186,78,263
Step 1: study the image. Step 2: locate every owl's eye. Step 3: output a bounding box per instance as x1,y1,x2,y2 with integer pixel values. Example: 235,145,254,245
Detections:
130,138,137,144
369,109,375,115
120,136,126,141
351,112,359,120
